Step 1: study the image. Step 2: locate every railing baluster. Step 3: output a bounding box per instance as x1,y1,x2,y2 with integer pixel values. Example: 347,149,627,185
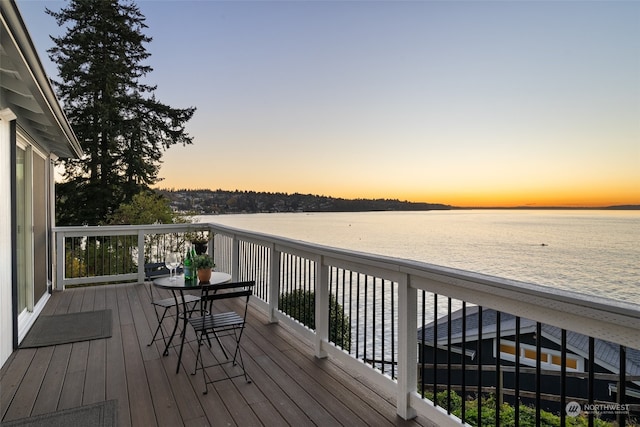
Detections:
618,344,626,427
447,297,452,414
247,241,253,280
339,268,345,349
433,293,438,407
496,310,501,426
332,267,338,346
348,270,353,353
280,253,285,313
372,276,377,370
282,253,289,314
265,245,270,298
477,305,482,426
461,301,466,423
263,244,268,292
420,290,426,398
561,328,567,427
364,274,369,367
391,280,396,379
252,242,257,281
536,321,542,426
588,336,595,427
306,258,312,323
356,273,361,361
381,279,385,374
515,316,520,427
294,255,300,321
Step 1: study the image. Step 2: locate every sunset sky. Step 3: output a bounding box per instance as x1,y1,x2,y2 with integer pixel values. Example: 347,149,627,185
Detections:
18,0,640,207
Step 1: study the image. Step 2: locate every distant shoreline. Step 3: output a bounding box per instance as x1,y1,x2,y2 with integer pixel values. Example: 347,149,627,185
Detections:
158,188,639,214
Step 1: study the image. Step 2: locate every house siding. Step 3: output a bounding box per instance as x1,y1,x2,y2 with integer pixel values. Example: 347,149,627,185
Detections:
0,113,16,366
420,334,639,417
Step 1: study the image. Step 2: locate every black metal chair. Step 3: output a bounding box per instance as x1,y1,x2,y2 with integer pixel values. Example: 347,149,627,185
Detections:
145,263,199,353
188,280,254,394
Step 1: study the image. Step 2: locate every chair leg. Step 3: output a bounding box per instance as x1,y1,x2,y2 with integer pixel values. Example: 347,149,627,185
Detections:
180,300,200,338
192,330,204,376
186,300,199,318
148,306,170,347
199,329,226,358
202,356,208,395
230,324,246,365
213,332,229,359
192,330,209,394
231,326,251,383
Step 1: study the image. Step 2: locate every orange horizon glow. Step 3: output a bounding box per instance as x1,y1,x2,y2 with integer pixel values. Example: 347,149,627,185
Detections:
397,189,640,208
153,179,639,209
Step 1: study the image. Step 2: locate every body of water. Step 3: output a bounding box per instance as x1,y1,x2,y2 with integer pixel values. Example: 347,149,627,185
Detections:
198,210,640,305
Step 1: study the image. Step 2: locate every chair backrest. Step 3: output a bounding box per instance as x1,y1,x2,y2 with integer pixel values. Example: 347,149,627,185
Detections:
200,280,254,313
145,262,183,280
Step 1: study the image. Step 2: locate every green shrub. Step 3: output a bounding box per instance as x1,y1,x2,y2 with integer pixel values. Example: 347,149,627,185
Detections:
279,289,351,352
427,390,618,427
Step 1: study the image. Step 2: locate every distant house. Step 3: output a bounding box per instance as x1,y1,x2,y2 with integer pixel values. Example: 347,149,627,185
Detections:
417,306,640,415
0,0,81,368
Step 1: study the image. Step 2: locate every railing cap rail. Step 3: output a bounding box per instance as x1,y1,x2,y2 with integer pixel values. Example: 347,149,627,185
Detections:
54,222,640,321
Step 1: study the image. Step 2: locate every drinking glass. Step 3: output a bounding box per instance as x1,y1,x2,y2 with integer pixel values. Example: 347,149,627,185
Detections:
165,252,180,281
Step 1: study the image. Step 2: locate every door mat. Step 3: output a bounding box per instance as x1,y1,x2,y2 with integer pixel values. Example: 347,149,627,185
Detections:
2,400,117,427
20,310,112,348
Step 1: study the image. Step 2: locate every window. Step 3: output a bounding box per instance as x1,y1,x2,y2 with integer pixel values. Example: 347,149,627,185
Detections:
495,339,583,372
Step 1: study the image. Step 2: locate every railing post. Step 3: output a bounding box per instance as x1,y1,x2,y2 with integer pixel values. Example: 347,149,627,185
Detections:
314,255,329,359
231,235,240,282
397,273,417,419
137,230,146,283
207,236,214,258
55,230,64,291
268,245,281,324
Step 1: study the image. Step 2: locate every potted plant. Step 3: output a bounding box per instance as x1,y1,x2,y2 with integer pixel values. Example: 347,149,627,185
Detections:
193,253,215,283
190,230,211,255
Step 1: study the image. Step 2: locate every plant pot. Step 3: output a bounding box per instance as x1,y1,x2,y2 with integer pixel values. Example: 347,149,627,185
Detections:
193,241,208,255
197,267,212,283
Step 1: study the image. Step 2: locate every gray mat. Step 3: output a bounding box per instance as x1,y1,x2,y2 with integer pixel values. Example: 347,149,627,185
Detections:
20,310,112,348
2,400,117,427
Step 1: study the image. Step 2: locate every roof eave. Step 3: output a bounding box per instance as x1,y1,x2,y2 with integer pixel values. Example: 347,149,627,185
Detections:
1,0,82,158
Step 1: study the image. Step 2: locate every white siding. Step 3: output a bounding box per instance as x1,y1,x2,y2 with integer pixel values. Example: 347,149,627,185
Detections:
0,110,16,366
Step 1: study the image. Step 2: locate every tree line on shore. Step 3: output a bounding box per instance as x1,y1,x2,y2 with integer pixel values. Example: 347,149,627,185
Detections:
157,188,453,214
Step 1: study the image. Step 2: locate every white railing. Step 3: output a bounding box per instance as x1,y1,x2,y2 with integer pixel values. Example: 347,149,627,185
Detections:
54,223,640,425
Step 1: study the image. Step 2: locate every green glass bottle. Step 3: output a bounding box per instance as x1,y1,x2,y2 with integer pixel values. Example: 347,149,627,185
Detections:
183,246,193,280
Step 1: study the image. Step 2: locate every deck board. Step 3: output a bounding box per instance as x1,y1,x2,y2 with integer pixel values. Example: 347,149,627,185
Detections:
9,346,56,420
84,338,107,405
30,343,71,416
1,283,432,426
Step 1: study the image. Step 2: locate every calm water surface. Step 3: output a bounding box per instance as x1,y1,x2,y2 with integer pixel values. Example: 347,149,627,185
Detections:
199,210,640,305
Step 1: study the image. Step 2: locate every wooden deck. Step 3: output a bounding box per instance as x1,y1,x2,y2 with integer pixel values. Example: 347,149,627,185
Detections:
1,282,433,426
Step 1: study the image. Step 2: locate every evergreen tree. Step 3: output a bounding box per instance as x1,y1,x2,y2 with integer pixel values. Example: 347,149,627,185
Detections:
47,0,195,225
